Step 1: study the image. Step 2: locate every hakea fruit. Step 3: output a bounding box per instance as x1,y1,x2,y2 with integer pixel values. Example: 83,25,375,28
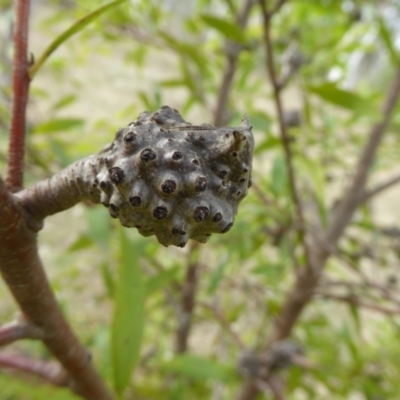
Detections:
17,106,254,247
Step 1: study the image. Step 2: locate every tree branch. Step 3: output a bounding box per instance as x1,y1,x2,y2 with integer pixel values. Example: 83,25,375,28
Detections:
6,0,31,192
0,177,114,399
259,0,310,267
358,173,400,204
174,242,200,354
316,292,400,316
0,319,44,347
213,0,255,126
236,57,400,400
0,352,69,387
16,107,254,247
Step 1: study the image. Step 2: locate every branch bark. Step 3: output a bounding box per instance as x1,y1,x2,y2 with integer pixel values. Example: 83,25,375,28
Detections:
213,0,255,126
0,352,69,387
0,177,114,399
6,0,31,192
0,320,44,347
259,0,310,267
174,242,200,354
236,32,400,400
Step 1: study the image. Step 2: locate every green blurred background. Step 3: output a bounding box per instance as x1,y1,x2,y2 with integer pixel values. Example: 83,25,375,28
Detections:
1,0,400,399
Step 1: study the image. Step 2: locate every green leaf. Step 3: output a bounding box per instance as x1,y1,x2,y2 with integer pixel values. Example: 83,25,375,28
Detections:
207,255,228,295
86,207,111,248
29,0,129,78
67,234,94,252
271,154,289,197
255,137,282,154
111,228,146,396
162,355,236,382
201,14,247,44
296,155,327,225
377,17,399,67
33,118,84,134
52,94,77,111
146,266,179,296
307,83,371,112
100,261,115,299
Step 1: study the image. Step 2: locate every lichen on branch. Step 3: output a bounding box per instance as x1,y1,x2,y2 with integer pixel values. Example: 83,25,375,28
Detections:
17,106,254,247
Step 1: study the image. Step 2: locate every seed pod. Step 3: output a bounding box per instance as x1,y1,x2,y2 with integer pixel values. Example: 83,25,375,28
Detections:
88,106,254,247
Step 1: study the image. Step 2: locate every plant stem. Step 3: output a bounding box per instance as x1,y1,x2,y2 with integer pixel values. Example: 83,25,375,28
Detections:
235,63,400,400
174,242,200,354
213,0,254,126
0,177,115,399
259,0,310,267
0,352,69,387
6,0,31,192
0,320,43,347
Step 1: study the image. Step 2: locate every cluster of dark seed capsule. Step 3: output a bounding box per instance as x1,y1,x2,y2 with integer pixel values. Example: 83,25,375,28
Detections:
92,106,254,247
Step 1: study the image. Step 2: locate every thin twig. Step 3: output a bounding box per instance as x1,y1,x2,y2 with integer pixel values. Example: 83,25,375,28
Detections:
259,0,310,267
236,44,400,400
0,320,44,347
316,292,400,316
0,352,69,387
213,0,255,126
324,66,400,248
267,0,287,17
0,178,114,399
174,242,201,354
198,301,245,350
358,174,400,204
6,0,31,192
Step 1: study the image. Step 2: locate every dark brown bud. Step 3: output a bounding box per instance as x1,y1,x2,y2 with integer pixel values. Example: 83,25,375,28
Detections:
129,196,142,207
222,223,233,233
109,167,125,184
124,131,137,144
172,151,183,161
195,176,207,192
153,206,168,220
172,228,186,235
161,180,177,194
194,206,209,222
140,148,157,162
110,204,119,212
213,212,222,222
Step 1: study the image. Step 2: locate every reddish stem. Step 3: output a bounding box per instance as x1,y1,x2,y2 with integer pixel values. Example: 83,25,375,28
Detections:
0,352,69,387
0,320,43,347
6,0,31,192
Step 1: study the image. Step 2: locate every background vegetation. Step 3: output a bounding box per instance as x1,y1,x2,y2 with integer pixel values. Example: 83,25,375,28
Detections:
1,0,400,399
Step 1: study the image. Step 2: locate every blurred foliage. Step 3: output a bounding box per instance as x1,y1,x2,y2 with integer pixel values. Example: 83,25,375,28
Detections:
1,0,400,399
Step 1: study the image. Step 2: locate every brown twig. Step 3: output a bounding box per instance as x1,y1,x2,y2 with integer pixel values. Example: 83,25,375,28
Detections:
323,66,400,248
198,301,245,350
0,352,69,387
0,178,114,399
316,292,400,316
174,242,201,354
358,174,400,204
6,0,31,192
259,0,310,267
236,35,400,400
0,320,44,347
213,0,255,126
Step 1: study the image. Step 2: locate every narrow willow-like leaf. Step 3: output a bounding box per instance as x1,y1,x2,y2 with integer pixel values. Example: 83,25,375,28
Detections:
201,14,247,44
377,16,399,67
162,355,236,382
29,0,128,78
33,118,84,134
111,228,146,396
307,83,373,112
